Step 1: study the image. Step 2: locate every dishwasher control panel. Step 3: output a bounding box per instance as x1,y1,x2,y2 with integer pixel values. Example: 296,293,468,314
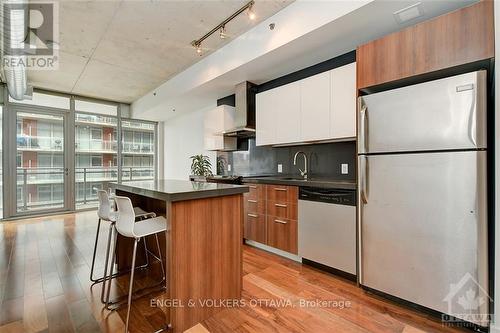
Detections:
299,187,356,206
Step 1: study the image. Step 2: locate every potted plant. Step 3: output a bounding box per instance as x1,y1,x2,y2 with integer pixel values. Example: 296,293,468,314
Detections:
189,154,213,181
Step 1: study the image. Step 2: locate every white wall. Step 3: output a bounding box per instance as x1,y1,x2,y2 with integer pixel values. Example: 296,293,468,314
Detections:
493,1,500,332
163,105,216,180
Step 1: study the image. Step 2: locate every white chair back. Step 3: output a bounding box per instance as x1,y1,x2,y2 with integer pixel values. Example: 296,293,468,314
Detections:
97,190,112,221
114,196,137,238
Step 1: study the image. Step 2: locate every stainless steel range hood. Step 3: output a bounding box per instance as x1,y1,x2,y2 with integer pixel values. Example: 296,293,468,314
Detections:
222,81,257,137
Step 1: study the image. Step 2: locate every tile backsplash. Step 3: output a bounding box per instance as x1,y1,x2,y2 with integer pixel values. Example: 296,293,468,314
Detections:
217,139,356,181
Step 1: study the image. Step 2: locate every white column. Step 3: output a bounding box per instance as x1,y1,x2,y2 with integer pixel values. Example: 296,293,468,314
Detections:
157,121,165,180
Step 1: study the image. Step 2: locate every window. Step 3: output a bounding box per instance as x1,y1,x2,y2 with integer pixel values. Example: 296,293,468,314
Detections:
6,91,157,215
121,119,155,182
38,154,51,167
53,184,63,202
77,155,90,167
142,156,152,166
91,128,102,140
91,156,102,167
37,185,52,200
75,111,119,210
36,184,63,206
16,186,23,205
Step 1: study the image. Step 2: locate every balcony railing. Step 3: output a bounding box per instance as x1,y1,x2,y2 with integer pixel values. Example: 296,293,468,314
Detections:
17,136,153,155
122,121,155,131
17,135,63,151
15,166,154,210
75,140,117,153
122,142,154,154
75,114,117,127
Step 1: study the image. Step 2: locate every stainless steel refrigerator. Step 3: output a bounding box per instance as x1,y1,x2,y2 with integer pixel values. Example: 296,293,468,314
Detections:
357,70,489,327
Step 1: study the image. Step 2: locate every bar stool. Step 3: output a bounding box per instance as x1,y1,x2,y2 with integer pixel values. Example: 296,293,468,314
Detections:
105,195,167,333
90,190,156,292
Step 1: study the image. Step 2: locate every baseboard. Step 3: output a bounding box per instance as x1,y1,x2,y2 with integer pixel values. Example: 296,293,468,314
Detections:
244,240,302,262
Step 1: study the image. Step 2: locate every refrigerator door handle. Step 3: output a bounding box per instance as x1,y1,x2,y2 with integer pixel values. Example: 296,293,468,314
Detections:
467,84,477,147
357,156,365,284
358,98,368,153
360,156,368,204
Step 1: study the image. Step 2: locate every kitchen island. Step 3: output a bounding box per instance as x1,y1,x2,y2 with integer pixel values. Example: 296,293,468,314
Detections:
109,180,248,333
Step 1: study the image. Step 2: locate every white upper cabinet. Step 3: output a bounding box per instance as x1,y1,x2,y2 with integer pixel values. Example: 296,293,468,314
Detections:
256,62,356,146
300,71,331,141
331,62,356,139
275,81,301,144
204,105,236,151
256,81,301,145
256,89,275,146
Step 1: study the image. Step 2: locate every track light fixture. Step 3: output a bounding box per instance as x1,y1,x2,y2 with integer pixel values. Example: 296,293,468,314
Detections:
219,26,227,39
191,0,255,54
248,3,256,20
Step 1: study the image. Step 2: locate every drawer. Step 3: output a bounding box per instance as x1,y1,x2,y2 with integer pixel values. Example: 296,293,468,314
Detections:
246,183,266,201
266,216,298,254
266,185,298,203
245,197,266,214
244,212,266,244
266,201,297,220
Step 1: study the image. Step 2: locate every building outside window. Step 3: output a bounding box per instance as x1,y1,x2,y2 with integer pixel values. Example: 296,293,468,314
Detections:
75,102,119,209
121,120,155,182
7,92,157,215
16,111,65,212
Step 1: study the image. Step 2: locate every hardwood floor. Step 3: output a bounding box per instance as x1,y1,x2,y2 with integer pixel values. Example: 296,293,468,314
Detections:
0,212,467,333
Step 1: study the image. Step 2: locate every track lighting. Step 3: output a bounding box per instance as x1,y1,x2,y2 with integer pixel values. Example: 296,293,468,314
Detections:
191,0,255,55
219,26,227,39
248,4,256,20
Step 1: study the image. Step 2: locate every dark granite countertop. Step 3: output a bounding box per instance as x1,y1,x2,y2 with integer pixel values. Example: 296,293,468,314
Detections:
110,179,249,202
242,175,357,190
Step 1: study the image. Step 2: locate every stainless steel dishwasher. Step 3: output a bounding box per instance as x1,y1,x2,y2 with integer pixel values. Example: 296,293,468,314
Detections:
298,187,356,277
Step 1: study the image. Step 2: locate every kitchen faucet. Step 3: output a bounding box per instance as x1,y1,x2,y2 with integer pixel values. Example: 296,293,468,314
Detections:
293,151,308,180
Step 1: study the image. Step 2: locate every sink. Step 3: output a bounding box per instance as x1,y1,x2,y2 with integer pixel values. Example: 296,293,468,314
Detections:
276,177,306,181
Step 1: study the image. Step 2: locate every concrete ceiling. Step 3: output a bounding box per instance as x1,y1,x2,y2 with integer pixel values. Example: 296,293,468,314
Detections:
27,0,293,103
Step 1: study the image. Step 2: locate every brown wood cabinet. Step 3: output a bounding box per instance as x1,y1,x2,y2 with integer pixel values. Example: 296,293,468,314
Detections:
243,182,298,254
244,212,266,244
243,184,267,244
266,216,298,254
266,185,298,203
266,201,298,220
356,1,494,89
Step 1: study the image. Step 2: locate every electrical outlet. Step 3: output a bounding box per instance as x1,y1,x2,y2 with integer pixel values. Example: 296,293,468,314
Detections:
277,164,283,173
228,164,232,172
341,164,348,175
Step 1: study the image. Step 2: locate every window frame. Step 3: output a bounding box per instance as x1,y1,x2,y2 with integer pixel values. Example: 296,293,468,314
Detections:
2,87,158,218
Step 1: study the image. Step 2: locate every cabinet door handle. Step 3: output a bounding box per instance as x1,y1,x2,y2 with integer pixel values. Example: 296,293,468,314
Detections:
247,213,258,218
249,185,257,189
274,219,287,224
274,187,287,191
274,203,287,208
247,199,257,203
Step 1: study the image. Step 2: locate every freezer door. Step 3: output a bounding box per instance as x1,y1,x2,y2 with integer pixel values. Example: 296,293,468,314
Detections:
358,151,488,326
358,71,487,154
